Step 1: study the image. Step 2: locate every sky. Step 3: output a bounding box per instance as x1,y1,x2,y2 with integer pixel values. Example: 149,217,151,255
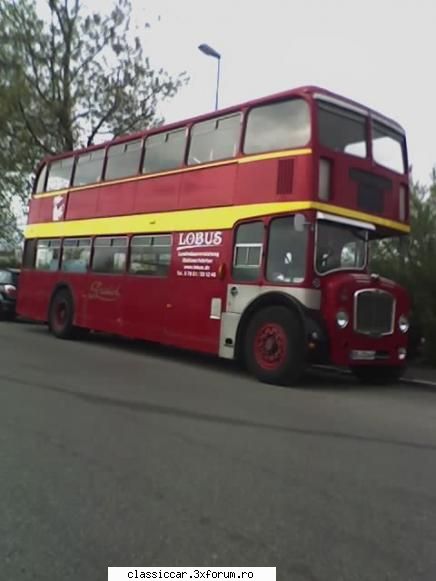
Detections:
130,0,436,186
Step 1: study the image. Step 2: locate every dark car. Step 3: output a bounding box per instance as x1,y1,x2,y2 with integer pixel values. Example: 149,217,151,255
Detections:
0,268,20,320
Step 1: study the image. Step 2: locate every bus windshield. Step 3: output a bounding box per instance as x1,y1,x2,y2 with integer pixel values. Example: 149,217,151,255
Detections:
317,101,367,158
317,100,407,174
315,221,367,274
372,122,406,174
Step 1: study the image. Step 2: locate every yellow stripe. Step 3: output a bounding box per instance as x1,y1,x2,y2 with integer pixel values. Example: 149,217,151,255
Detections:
33,148,312,199
24,201,410,239
314,202,411,233
237,148,311,164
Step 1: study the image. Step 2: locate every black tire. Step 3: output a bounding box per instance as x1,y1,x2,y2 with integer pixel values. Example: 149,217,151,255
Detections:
244,306,306,386
48,288,76,339
352,365,405,385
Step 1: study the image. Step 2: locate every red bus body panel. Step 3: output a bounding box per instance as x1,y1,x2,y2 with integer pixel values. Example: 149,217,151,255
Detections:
18,85,411,372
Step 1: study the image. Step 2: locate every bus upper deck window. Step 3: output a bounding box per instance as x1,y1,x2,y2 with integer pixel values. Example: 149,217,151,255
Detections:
73,149,105,187
34,164,48,194
243,99,310,155
105,139,143,181
46,157,74,192
188,113,241,165
317,101,367,158
143,129,186,173
372,122,406,174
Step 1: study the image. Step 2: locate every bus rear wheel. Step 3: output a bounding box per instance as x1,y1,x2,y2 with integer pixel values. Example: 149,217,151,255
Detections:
244,306,305,386
48,289,76,339
352,365,404,385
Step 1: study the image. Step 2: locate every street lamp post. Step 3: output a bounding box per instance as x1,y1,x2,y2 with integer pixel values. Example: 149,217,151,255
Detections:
198,43,221,111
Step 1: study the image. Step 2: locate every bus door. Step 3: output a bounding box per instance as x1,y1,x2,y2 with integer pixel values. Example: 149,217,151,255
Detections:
84,236,127,335
122,234,171,342
163,230,226,354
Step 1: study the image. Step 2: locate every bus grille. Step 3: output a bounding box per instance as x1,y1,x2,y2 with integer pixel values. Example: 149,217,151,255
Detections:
354,289,395,336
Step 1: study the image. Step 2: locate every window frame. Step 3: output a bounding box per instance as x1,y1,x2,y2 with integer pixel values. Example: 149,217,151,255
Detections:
231,221,265,282
316,100,369,160
187,112,242,166
91,236,129,275
265,214,309,285
104,138,144,181
34,164,48,195
371,120,407,175
242,97,311,156
35,238,61,271
314,219,368,276
232,243,263,269
128,234,173,277
143,128,187,174
61,237,92,273
73,148,106,187
46,157,75,192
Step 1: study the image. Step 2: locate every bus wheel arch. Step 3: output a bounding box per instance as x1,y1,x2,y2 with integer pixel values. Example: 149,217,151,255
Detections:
48,284,76,339
235,293,307,385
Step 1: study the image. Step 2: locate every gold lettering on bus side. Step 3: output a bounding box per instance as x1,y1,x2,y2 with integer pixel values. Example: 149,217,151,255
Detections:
87,281,121,302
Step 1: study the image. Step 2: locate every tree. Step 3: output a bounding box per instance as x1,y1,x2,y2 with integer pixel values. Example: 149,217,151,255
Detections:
0,0,187,236
369,174,436,363
0,23,37,242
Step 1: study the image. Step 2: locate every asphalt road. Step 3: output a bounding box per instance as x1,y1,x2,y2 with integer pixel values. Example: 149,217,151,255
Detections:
1,322,436,581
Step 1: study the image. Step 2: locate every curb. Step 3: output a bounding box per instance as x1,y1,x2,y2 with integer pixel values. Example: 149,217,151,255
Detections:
313,365,436,388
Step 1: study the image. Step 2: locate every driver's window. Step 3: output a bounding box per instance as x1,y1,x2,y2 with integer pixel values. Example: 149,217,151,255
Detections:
266,216,308,283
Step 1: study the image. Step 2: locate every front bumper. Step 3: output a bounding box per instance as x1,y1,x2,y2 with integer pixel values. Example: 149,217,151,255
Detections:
328,332,408,367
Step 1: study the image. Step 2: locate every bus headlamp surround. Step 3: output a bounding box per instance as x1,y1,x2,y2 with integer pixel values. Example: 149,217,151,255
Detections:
398,314,409,333
336,310,349,329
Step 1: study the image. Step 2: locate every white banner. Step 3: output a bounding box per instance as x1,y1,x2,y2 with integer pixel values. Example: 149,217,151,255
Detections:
108,567,276,580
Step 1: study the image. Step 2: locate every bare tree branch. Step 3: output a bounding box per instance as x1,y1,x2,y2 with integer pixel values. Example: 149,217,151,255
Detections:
86,96,120,146
18,101,55,155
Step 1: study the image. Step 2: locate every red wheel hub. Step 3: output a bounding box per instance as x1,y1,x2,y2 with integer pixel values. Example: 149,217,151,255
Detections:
254,323,287,370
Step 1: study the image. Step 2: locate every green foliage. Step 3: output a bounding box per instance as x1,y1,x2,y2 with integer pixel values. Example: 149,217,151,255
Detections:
0,254,21,268
370,174,436,364
0,0,187,242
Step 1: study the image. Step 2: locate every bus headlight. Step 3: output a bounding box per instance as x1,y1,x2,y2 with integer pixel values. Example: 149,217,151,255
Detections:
336,310,349,329
398,315,409,333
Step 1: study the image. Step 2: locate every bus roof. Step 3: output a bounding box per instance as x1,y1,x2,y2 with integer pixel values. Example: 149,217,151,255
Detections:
38,85,406,166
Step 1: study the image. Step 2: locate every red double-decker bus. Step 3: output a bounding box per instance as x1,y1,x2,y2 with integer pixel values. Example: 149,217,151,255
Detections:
17,86,411,385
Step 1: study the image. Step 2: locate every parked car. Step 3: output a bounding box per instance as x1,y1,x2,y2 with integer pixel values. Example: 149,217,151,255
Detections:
0,268,20,320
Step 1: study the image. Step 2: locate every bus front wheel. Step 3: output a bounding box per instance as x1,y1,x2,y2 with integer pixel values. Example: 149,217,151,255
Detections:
244,306,305,386
48,289,76,339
